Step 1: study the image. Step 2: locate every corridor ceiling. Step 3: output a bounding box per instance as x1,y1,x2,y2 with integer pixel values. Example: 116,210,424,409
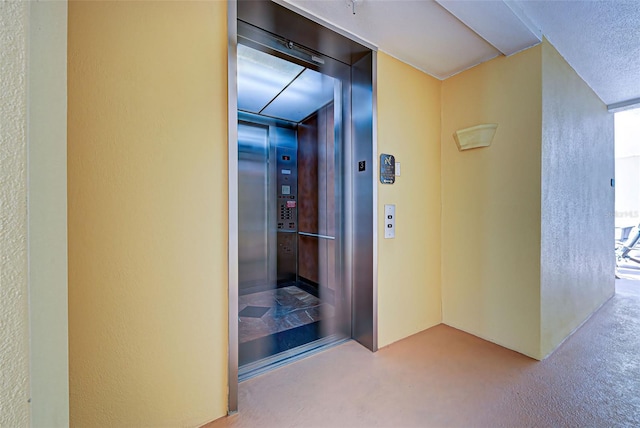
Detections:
279,0,640,110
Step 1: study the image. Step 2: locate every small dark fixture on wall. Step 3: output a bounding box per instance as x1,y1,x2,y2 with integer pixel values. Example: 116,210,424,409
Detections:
380,153,395,184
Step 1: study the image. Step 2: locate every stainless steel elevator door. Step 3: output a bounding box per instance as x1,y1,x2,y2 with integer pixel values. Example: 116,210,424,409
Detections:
235,16,366,376
238,122,271,291
231,1,375,405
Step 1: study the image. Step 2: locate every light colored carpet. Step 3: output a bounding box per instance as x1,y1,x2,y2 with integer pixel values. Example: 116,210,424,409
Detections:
206,279,640,428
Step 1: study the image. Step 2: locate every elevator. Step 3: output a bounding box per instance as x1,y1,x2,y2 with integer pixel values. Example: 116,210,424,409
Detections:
231,0,375,389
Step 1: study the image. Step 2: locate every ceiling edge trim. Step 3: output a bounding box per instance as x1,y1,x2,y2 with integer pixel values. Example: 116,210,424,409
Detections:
504,40,542,58
608,98,640,113
377,49,445,81
440,52,502,80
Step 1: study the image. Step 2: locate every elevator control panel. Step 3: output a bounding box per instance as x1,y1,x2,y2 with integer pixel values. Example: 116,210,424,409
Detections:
384,204,396,239
277,146,297,231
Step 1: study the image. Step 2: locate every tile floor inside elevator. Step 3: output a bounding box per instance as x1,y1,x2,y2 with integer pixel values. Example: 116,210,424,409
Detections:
238,284,335,366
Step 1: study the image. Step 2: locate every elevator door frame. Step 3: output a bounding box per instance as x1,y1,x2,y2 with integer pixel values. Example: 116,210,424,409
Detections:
227,0,378,415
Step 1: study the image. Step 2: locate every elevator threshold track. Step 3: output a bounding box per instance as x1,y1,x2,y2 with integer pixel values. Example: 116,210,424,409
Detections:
239,335,350,382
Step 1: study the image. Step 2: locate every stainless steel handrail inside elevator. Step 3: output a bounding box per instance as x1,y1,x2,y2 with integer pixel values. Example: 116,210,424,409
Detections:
298,231,336,240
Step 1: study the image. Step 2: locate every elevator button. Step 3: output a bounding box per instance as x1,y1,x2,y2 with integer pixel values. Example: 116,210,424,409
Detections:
385,204,396,238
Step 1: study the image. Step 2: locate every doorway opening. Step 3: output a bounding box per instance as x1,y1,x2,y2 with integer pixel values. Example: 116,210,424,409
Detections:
614,107,640,281
228,0,377,402
236,41,349,378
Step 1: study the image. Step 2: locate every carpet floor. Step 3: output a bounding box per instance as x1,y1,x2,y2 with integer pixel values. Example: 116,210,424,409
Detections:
206,279,640,428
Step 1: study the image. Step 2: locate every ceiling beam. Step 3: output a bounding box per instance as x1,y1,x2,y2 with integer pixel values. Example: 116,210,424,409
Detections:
436,0,541,56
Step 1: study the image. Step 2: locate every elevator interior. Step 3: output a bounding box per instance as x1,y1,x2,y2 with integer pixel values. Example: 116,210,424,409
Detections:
237,39,349,376
234,0,375,383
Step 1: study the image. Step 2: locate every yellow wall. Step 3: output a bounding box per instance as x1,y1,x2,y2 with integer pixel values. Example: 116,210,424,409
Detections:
441,46,543,358
376,52,442,347
65,3,614,424
540,40,615,356
68,1,228,426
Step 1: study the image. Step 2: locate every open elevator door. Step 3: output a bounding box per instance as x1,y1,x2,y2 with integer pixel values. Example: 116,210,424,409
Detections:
229,0,375,411
236,22,352,376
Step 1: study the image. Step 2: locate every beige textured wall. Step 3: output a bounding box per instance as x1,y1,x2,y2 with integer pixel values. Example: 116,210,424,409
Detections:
540,40,615,357
377,52,442,348
441,46,543,359
68,1,228,426
0,2,30,426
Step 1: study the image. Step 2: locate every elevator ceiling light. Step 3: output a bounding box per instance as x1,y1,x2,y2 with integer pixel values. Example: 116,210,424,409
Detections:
453,123,498,151
237,43,337,123
261,69,336,123
237,44,304,114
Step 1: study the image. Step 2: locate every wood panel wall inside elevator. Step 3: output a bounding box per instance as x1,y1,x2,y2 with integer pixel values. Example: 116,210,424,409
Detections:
298,103,337,300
